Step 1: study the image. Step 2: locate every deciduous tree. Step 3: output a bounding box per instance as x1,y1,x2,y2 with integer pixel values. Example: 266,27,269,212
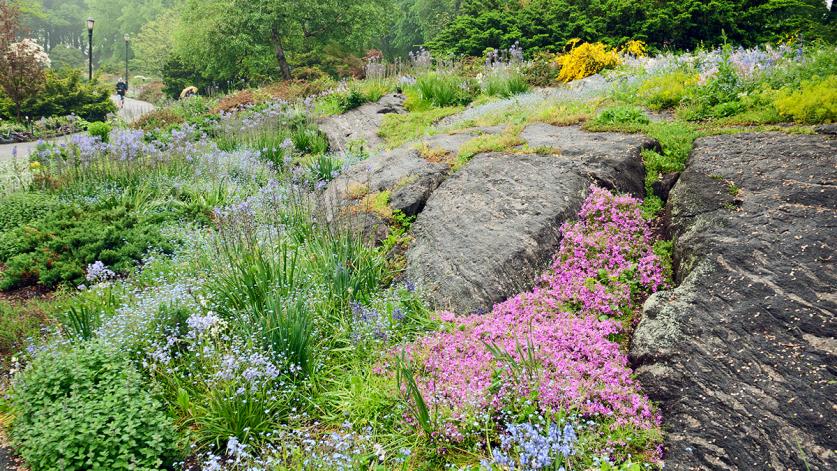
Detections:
0,1,51,120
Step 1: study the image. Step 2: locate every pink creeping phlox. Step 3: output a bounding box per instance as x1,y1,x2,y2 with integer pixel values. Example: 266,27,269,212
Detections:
401,186,665,443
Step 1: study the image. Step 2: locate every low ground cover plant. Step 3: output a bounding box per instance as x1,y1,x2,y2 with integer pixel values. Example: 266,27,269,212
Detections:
623,43,837,124
391,187,665,467
9,340,180,470
379,106,463,148
0,199,179,290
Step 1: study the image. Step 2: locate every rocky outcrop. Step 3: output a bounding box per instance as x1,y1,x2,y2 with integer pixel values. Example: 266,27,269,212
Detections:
317,93,405,151
519,123,659,192
322,147,449,218
631,132,837,470
407,124,657,314
322,126,511,221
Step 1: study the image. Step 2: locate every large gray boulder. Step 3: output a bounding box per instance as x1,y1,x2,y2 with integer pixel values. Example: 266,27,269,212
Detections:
323,126,509,219
317,93,406,151
631,132,837,470
322,147,449,219
407,124,657,314
520,123,659,192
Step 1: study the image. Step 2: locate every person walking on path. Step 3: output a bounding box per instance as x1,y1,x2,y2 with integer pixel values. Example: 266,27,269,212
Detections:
116,78,128,108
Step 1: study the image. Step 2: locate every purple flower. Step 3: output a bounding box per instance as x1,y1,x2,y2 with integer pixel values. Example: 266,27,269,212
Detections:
85,261,115,283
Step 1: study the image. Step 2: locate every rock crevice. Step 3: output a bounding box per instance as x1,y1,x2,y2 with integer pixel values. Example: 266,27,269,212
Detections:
631,132,837,470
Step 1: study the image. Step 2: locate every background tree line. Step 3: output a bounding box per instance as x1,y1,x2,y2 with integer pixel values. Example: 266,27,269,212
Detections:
9,0,836,91
421,0,836,56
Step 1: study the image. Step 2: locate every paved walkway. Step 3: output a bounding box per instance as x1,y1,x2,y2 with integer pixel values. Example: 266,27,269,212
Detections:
0,96,154,165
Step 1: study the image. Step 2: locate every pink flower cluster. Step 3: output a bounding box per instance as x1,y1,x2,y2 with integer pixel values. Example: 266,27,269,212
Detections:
405,186,665,434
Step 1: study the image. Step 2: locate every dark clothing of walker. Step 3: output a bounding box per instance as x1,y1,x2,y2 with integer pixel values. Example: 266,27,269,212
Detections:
116,81,128,97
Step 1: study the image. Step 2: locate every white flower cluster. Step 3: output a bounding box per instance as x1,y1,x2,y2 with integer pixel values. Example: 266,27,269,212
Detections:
7,38,51,69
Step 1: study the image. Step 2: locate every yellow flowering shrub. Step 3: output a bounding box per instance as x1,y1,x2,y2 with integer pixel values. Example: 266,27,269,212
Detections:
622,40,647,57
556,40,621,82
773,75,837,124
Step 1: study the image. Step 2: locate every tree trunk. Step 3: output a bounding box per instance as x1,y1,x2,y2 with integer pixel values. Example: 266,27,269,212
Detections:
271,28,292,81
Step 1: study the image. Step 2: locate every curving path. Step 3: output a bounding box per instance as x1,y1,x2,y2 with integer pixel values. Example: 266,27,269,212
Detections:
0,96,154,165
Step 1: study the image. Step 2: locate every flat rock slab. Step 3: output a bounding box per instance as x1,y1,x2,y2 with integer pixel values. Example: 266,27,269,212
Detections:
631,132,837,470
407,124,656,314
520,123,659,192
421,125,507,154
317,93,405,151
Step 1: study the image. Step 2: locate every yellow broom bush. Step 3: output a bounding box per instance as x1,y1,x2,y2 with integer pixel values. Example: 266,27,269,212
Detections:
621,39,647,57
556,39,621,82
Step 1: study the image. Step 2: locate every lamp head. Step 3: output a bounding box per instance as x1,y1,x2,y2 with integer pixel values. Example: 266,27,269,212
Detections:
87,18,95,31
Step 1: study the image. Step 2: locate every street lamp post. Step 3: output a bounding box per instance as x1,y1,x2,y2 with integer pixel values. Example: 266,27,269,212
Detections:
87,17,94,81
124,34,130,89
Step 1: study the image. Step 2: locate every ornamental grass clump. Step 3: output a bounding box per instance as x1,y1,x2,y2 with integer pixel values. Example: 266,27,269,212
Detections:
397,186,665,466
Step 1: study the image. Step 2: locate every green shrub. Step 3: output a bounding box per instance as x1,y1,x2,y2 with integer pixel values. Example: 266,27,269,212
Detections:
774,75,837,124
292,66,330,81
588,105,651,131
0,201,178,291
637,71,699,110
426,1,836,56
681,47,746,120
0,192,60,233
10,341,180,470
6,69,116,122
86,121,111,142
522,51,559,87
339,89,367,113
314,88,369,115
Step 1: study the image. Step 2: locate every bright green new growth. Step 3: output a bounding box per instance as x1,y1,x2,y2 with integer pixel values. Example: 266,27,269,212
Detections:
86,121,112,142
9,341,180,470
379,106,463,148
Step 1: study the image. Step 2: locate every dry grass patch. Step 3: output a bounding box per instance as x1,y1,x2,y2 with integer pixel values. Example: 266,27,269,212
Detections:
344,191,393,220
416,143,455,165
345,181,370,200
